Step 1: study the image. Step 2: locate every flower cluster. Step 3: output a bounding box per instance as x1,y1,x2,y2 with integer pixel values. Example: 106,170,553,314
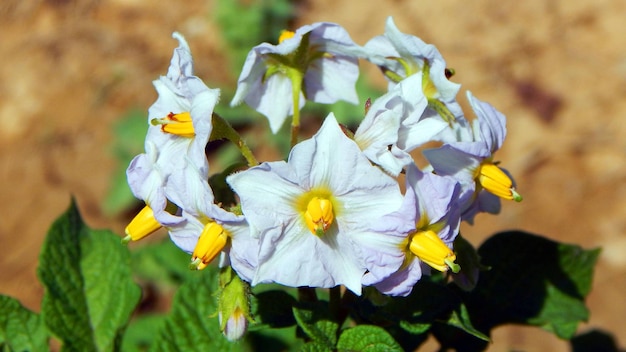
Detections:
125,17,521,320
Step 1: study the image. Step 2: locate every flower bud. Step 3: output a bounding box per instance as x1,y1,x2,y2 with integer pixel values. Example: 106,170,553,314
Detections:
218,267,252,341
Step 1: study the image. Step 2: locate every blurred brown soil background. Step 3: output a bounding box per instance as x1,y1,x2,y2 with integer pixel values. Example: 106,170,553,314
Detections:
1,1,625,350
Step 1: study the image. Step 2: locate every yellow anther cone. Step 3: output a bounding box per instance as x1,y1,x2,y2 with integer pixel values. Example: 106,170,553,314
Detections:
278,30,295,43
409,230,460,273
190,222,228,270
151,112,195,137
304,197,334,236
478,163,522,202
123,205,162,243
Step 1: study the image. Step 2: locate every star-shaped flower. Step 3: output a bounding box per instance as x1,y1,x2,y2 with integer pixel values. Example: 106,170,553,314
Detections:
226,114,403,294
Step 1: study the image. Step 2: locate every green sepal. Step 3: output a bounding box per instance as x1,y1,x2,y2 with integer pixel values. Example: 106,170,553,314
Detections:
210,113,258,166
217,267,253,335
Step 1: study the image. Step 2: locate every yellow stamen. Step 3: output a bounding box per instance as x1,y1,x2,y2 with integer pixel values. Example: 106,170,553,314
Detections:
304,197,334,236
478,163,523,202
189,221,229,270
151,112,195,137
409,230,460,273
278,30,295,44
421,60,438,100
122,205,162,244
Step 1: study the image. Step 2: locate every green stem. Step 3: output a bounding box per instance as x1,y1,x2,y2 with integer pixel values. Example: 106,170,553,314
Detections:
288,69,304,149
210,113,258,167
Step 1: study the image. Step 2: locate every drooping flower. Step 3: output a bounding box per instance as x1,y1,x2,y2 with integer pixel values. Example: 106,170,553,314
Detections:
226,114,404,295
164,163,257,281
230,22,362,133
354,73,449,176
124,32,220,242
364,17,463,129
362,164,461,296
423,91,522,223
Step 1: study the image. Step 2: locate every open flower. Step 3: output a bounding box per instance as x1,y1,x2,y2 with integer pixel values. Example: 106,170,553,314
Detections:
226,114,403,295
354,73,449,176
364,17,463,128
363,164,461,296
423,91,522,223
125,32,220,242
230,22,362,133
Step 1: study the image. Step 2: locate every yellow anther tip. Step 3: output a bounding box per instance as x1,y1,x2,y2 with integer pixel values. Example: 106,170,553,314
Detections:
189,257,204,270
278,30,295,44
512,189,523,202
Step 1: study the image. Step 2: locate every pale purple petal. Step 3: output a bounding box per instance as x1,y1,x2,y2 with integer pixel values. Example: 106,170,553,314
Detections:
466,91,506,153
305,54,359,104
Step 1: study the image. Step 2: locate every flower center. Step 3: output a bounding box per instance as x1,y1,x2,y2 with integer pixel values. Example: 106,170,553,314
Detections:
477,162,523,202
278,30,295,44
122,205,162,244
190,221,229,270
304,196,334,236
151,112,195,137
409,230,460,273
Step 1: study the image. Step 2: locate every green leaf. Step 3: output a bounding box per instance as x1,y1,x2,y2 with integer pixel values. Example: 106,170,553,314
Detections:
150,268,243,352
337,325,403,352
466,231,600,339
121,315,167,352
131,239,196,288
444,304,489,342
247,326,302,352
38,200,141,352
292,302,338,350
450,234,484,292
300,341,333,352
356,280,456,335
0,295,49,351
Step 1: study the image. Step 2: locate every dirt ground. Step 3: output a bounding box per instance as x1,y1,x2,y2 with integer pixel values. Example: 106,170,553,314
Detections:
1,1,625,351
